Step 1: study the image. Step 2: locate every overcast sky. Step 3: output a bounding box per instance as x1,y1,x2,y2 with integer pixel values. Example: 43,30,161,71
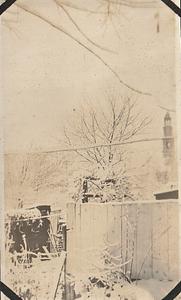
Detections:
2,0,178,153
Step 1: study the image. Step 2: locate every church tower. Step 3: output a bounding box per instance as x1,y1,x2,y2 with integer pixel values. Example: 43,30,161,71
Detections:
162,112,174,161
155,112,176,186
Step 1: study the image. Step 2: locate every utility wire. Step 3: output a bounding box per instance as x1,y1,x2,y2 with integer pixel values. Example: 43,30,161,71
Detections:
5,137,165,155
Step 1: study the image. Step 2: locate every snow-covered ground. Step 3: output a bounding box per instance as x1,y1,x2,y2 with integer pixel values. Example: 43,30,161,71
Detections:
5,254,66,300
6,255,181,300
137,279,181,300
5,245,180,300
75,279,181,300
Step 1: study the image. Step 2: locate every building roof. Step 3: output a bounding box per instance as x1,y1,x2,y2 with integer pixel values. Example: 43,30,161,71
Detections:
154,189,178,200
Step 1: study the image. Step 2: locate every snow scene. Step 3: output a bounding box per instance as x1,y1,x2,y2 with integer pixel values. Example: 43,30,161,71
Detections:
1,0,180,299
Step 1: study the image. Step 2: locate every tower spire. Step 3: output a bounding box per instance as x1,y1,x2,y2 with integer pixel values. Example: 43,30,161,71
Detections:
163,112,174,159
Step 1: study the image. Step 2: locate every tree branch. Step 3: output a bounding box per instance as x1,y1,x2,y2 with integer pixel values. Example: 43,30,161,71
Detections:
55,0,116,53
15,2,150,95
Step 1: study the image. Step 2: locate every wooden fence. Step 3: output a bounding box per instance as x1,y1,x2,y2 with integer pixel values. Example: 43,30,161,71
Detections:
66,200,179,281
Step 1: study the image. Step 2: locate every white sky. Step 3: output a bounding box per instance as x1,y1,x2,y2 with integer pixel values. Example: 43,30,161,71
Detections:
1,0,178,152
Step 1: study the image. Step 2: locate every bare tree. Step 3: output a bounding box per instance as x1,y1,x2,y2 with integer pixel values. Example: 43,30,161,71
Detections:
64,96,149,170
64,94,150,202
28,153,65,192
6,152,65,202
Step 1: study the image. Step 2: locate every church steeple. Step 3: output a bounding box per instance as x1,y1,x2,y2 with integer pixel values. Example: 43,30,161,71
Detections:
163,112,174,159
